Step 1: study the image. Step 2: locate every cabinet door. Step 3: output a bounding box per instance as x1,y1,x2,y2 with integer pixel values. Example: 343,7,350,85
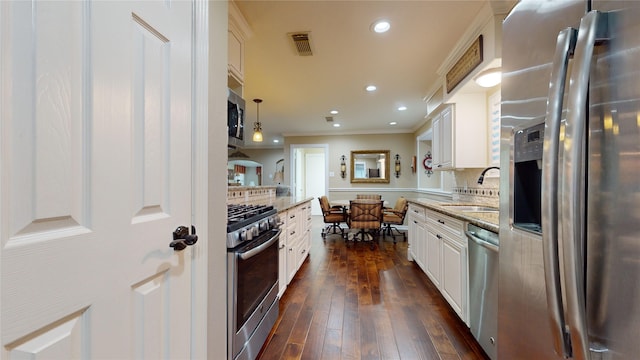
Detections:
286,210,299,284
442,236,466,321
408,216,417,261
286,239,298,284
425,229,442,287
278,236,287,297
228,19,244,83
432,113,442,167
415,219,427,271
297,230,310,271
432,106,453,169
440,106,453,168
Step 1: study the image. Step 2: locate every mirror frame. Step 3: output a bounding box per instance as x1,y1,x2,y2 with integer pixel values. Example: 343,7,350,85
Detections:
350,150,390,184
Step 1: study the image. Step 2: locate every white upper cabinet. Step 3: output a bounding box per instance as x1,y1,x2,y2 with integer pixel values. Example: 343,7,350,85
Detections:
431,95,488,170
228,1,252,89
422,5,508,171
228,24,244,84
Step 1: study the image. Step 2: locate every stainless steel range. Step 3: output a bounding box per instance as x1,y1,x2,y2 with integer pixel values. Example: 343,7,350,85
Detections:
227,204,280,360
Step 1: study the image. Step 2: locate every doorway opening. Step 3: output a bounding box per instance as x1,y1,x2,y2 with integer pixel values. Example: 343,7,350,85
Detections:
290,144,328,215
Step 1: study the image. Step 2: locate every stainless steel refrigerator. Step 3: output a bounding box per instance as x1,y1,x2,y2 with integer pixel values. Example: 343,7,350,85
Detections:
500,1,640,359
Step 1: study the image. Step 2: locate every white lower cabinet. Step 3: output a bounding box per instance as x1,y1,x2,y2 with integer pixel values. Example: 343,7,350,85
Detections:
425,228,442,288
278,233,287,298
279,200,312,297
408,203,469,325
285,207,299,283
408,204,426,263
441,235,467,323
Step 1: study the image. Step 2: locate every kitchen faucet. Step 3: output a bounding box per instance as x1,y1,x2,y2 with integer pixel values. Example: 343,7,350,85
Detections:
477,166,500,185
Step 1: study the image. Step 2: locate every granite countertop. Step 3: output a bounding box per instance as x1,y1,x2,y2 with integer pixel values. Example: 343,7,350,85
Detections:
406,198,499,234
271,196,314,212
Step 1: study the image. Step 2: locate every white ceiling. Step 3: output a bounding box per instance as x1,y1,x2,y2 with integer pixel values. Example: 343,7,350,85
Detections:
234,0,514,149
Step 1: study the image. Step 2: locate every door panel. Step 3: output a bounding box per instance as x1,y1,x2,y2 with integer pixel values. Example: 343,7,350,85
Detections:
1,1,194,358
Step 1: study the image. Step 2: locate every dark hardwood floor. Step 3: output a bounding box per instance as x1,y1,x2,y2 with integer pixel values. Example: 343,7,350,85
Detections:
258,216,489,360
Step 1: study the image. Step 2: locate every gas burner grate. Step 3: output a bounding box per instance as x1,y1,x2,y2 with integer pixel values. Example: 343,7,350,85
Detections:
226,204,276,233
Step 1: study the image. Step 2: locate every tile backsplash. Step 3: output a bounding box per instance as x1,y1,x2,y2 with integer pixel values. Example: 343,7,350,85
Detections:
452,169,500,208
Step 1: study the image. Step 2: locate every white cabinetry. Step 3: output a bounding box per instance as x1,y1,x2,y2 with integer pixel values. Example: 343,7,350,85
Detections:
426,209,468,324
278,229,287,298
431,94,488,170
296,203,312,271
425,228,442,287
432,107,453,169
407,204,426,264
285,206,299,283
442,236,466,319
228,22,244,85
279,200,312,297
228,2,252,90
407,202,469,325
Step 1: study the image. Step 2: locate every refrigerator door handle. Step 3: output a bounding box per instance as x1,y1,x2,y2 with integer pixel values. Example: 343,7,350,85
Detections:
563,10,609,360
542,26,577,359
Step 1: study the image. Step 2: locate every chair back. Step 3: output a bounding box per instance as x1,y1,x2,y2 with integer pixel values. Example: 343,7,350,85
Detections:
355,194,382,200
318,196,330,214
390,197,408,222
393,197,408,213
348,200,383,229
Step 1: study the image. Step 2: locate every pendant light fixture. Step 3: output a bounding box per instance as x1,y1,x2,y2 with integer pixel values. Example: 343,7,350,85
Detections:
252,98,263,142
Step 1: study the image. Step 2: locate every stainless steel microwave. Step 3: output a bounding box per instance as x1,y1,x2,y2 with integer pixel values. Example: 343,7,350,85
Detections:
228,89,245,148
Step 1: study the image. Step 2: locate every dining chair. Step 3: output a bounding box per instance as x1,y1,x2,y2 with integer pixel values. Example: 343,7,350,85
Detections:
318,196,347,238
346,199,383,249
382,197,408,243
355,194,382,200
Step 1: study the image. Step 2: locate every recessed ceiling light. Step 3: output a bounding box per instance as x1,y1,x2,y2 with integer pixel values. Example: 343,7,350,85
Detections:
330,110,339,115
397,106,407,111
365,85,377,92
333,123,341,127
389,121,397,126
273,139,279,143
371,20,390,33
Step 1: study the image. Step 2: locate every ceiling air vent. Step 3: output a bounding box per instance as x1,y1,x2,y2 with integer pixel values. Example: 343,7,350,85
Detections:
290,32,313,56
325,116,334,122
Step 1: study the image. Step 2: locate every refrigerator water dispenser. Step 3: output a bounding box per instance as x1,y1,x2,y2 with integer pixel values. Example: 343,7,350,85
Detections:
513,123,544,234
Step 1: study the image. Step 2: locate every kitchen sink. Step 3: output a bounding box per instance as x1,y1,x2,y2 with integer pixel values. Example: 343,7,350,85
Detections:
441,204,499,213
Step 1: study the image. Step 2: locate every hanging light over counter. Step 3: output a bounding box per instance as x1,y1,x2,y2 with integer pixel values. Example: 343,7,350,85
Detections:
252,98,263,142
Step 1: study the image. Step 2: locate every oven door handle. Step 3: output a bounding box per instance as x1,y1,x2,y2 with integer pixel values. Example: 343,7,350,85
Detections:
238,229,282,260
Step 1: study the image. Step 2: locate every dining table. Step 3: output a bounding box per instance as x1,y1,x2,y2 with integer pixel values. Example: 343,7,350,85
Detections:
331,199,388,242
331,199,389,208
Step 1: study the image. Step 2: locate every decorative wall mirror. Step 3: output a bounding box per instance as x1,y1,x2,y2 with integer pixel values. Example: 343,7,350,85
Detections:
350,150,390,183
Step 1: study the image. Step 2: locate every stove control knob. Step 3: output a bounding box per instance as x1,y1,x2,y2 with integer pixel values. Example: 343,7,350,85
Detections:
260,219,270,231
249,225,259,239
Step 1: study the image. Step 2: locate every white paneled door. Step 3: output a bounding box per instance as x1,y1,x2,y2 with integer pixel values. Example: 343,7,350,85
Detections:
1,1,195,359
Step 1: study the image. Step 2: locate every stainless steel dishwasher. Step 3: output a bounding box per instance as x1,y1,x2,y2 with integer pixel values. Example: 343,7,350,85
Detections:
466,223,499,360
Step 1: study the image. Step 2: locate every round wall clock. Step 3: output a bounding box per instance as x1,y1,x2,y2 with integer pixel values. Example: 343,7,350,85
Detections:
423,152,432,171
423,152,433,177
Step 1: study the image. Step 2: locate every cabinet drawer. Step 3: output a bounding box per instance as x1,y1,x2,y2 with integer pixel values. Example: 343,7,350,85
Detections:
427,210,464,239
408,204,426,221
